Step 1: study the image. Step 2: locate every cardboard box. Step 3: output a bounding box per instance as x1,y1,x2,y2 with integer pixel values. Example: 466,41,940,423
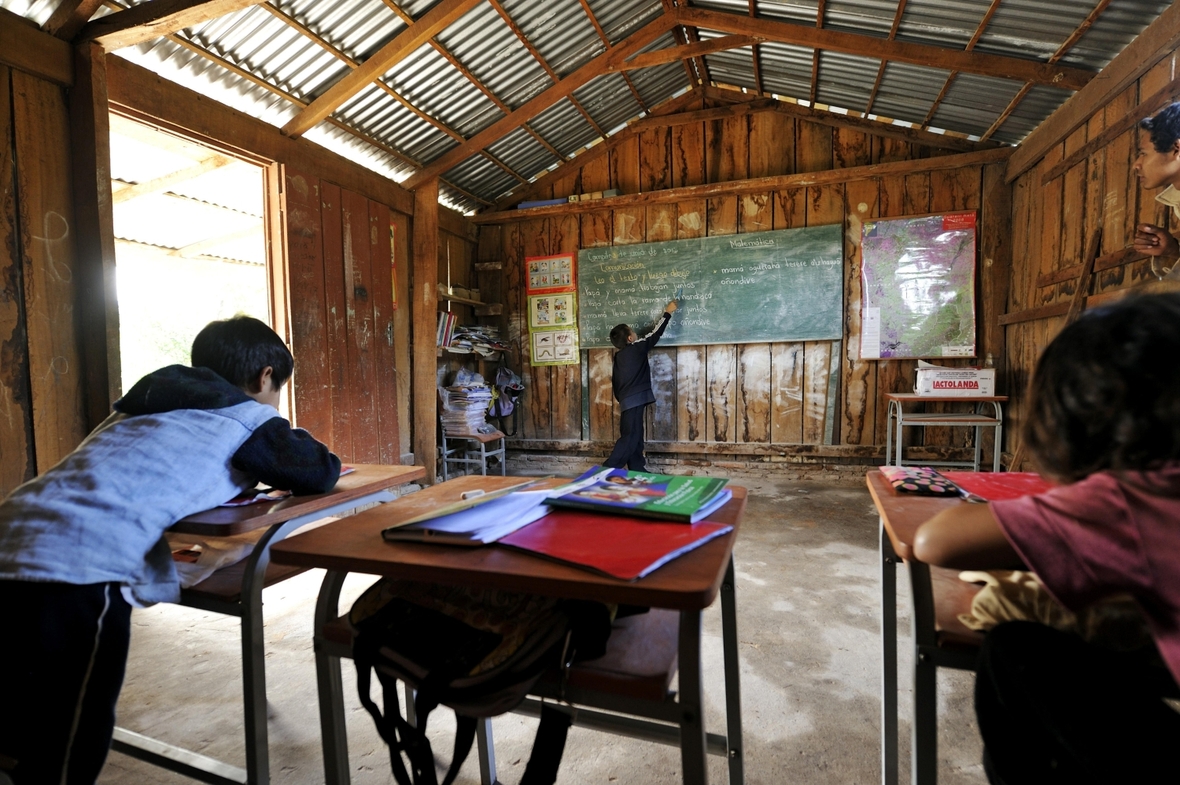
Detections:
915,366,995,396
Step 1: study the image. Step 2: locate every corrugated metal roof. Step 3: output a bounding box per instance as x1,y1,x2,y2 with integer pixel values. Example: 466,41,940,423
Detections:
1,0,1170,213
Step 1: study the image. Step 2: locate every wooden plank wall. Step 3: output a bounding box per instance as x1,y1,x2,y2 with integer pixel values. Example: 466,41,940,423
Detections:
284,165,405,465
1004,51,1179,461
483,104,1010,459
0,62,91,495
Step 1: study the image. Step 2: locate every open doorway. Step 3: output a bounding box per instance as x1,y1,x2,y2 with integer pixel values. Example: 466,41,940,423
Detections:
108,115,270,397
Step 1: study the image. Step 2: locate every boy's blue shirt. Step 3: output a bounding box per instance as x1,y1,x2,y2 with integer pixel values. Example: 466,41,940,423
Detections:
0,365,341,605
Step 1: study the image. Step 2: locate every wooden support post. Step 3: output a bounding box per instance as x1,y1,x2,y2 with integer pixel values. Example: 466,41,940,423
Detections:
412,179,440,482
69,40,120,428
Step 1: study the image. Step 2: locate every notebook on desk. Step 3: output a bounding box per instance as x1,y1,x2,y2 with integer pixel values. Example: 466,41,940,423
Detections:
499,510,732,581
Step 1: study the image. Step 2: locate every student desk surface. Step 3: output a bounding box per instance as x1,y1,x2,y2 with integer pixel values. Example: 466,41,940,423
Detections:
867,470,984,785
269,474,746,785
113,463,425,785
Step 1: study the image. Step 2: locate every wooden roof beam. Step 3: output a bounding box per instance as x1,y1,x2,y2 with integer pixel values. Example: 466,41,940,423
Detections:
919,0,1002,129
678,7,1095,91
112,153,233,203
281,0,483,139
79,0,269,51
608,35,764,73
864,0,908,115
403,12,678,192
43,0,104,40
489,86,705,211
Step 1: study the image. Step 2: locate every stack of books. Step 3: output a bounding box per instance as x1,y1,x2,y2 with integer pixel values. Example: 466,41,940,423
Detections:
440,385,493,433
436,311,457,348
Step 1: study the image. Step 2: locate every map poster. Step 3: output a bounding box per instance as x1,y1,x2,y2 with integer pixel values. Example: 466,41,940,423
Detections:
525,253,576,294
859,211,977,360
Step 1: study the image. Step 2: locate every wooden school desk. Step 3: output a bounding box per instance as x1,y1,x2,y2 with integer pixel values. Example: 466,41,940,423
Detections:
269,475,746,785
885,393,1006,473
111,463,425,785
867,470,984,785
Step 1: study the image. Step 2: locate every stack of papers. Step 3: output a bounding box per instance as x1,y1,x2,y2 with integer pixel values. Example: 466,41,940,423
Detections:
447,324,508,356
440,385,493,433
384,487,552,545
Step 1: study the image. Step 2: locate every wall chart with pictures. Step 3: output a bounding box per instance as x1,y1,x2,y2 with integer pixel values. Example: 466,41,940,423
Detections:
525,253,579,366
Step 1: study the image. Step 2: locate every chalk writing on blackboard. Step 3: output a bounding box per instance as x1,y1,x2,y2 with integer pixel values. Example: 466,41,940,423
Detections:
577,225,844,348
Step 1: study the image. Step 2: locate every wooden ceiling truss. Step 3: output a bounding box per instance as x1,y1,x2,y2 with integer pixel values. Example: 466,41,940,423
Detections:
43,0,1117,210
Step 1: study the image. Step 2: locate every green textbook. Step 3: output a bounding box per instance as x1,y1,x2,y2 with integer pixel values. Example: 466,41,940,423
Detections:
546,466,731,523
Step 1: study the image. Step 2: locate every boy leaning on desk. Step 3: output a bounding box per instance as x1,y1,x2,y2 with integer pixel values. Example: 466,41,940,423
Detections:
0,316,341,785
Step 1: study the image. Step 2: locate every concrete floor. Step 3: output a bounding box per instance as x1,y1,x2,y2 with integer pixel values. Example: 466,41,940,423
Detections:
97,477,987,785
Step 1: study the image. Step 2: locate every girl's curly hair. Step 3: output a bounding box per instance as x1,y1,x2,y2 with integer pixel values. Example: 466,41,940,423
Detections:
1023,292,1180,483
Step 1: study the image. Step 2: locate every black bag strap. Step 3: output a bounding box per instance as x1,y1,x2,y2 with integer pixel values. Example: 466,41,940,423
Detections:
355,660,419,785
518,703,575,785
442,715,478,785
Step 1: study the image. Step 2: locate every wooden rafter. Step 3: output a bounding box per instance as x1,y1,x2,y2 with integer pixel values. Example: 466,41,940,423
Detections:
677,7,1095,91
112,154,233,203
372,0,571,166
490,88,708,211
809,0,826,105
980,0,1113,143
920,0,1001,128
702,85,992,151
43,0,105,40
281,0,482,138
748,0,762,95
864,0,907,115
660,0,705,86
580,0,647,133
609,36,764,73
79,0,269,51
403,12,678,191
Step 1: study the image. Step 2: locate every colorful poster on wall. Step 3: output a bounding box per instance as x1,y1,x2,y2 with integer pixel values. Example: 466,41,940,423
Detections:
526,253,576,294
531,328,579,366
859,211,977,359
528,293,576,329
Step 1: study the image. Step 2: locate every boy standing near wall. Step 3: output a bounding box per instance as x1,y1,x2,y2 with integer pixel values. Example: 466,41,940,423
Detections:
0,315,341,785
604,300,678,471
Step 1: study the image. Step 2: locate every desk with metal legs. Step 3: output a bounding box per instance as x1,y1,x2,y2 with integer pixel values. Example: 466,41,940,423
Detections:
867,471,984,785
110,464,425,785
270,475,746,785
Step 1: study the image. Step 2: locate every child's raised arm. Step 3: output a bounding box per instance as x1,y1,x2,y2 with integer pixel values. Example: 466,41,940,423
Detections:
912,504,1024,570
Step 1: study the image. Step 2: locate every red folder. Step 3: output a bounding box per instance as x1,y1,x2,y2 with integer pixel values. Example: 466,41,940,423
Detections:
498,510,733,581
941,472,1055,501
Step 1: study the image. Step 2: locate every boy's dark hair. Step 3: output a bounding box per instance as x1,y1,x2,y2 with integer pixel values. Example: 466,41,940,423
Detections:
191,315,294,390
1023,293,1180,482
1139,102,1180,153
609,323,632,350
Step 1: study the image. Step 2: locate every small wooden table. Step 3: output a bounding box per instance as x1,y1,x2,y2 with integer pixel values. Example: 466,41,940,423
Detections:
111,463,425,785
270,475,746,785
885,393,1007,473
867,470,985,785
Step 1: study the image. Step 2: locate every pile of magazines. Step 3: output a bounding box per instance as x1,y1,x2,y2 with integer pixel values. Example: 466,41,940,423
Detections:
440,384,494,433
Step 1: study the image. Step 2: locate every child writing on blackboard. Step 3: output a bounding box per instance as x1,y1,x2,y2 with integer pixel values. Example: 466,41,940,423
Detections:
912,292,1180,784
604,300,678,471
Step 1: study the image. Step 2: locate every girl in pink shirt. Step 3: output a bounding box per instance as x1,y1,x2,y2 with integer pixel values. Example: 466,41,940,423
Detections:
914,292,1180,785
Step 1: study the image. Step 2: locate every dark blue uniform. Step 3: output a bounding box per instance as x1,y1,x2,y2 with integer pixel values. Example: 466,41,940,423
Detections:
605,312,671,471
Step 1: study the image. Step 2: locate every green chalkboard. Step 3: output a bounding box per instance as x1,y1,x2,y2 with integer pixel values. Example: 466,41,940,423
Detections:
577,225,844,348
